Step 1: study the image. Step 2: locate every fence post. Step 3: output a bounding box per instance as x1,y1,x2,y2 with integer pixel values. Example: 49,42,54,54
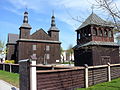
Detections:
3,63,5,71
84,64,88,88
9,64,11,73
108,62,111,82
30,55,37,90
19,59,31,90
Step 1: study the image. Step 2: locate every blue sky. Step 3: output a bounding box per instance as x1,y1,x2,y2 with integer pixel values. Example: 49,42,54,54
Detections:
0,0,120,49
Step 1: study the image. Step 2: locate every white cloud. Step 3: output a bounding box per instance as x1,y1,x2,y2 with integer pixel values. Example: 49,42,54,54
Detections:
5,0,97,28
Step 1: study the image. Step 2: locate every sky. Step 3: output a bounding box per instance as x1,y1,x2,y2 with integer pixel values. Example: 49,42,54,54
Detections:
0,0,120,49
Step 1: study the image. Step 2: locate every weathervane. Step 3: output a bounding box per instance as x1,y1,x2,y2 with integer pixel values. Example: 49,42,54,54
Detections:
25,4,28,12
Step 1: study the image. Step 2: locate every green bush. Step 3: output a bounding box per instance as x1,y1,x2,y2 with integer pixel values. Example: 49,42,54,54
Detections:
4,60,15,64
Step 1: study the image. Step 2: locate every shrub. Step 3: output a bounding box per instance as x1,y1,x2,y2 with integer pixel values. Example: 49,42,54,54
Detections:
4,60,15,64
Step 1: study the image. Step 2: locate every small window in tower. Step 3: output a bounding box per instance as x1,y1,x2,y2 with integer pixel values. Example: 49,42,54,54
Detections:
93,28,97,36
46,45,50,51
99,29,103,36
104,30,108,36
33,45,36,50
108,31,112,37
78,33,80,39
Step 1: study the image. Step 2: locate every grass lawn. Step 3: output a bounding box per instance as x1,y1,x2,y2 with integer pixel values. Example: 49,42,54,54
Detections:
77,78,120,90
0,70,19,87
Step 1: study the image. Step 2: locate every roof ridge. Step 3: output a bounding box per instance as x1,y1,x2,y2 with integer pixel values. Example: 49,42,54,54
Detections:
76,13,114,30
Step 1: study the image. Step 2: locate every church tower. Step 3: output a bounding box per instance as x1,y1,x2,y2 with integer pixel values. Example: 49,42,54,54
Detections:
48,12,59,41
19,11,32,39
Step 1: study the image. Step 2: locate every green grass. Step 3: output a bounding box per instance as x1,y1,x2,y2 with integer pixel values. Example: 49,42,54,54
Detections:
77,78,120,90
0,70,19,87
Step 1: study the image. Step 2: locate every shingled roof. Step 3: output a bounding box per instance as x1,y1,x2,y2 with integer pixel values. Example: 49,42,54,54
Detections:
73,41,119,49
7,33,19,44
77,13,114,30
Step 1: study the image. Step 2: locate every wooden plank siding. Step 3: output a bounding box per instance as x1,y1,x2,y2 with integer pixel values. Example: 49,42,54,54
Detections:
37,69,85,90
88,67,108,86
17,41,60,64
0,64,3,70
111,66,120,79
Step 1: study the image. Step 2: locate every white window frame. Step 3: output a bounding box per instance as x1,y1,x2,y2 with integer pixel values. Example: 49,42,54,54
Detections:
46,54,50,59
33,45,36,50
46,45,50,51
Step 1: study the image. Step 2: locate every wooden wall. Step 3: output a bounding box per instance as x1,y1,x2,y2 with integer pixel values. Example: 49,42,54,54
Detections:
88,67,108,86
1,63,120,90
37,69,85,90
111,65,120,79
17,41,60,64
6,44,17,61
92,46,119,65
36,64,120,90
74,45,119,66
0,63,19,73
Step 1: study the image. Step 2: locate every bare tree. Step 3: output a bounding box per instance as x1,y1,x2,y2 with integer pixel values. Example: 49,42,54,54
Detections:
94,0,120,31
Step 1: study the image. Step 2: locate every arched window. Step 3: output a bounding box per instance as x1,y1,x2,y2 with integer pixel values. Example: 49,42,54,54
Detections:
108,31,112,37
93,28,97,36
99,29,103,36
78,33,81,39
104,30,108,36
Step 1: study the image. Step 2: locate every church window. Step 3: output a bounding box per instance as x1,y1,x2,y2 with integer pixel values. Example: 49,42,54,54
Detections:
33,45,36,50
46,54,50,59
46,45,50,51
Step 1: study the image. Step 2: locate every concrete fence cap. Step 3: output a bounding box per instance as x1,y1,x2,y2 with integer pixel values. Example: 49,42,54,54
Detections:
19,59,29,63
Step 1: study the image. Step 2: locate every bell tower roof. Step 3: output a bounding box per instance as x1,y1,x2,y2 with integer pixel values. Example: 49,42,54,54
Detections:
76,13,114,30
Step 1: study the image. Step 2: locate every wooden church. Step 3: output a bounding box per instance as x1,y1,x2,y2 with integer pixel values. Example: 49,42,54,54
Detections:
6,11,61,64
73,13,120,66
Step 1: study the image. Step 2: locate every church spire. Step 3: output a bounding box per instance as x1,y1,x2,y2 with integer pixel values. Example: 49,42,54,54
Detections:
48,11,59,31
51,11,56,27
20,11,31,29
23,11,28,23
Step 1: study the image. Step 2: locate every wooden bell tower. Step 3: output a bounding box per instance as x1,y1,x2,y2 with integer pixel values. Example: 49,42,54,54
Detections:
73,13,119,66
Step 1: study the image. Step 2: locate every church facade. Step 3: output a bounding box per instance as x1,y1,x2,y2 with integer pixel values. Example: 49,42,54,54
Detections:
73,13,120,66
6,11,61,64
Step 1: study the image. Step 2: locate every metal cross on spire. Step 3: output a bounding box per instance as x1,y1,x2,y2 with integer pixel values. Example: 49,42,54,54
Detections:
52,10,54,16
91,4,95,13
25,4,28,12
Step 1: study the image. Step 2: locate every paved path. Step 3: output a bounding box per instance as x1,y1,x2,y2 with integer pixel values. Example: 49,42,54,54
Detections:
0,80,19,90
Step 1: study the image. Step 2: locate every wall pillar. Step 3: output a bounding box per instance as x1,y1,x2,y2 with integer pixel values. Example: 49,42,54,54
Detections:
30,58,37,90
3,63,5,71
84,64,88,88
9,64,11,73
19,59,30,90
108,62,111,82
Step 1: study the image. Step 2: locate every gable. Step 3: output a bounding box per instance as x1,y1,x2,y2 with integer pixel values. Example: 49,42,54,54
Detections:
8,33,19,44
31,29,51,40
